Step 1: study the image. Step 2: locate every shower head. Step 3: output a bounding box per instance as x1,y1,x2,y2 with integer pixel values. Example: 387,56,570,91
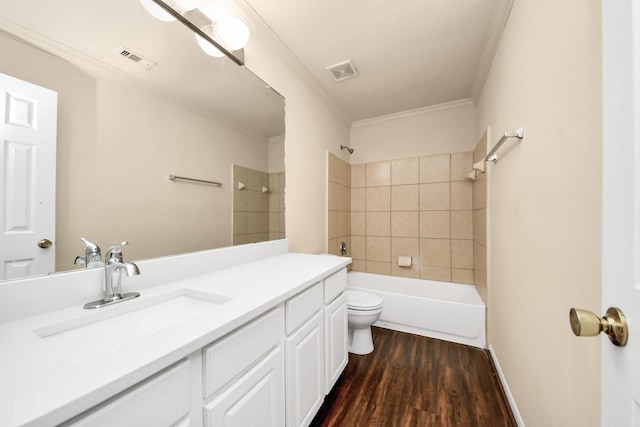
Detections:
340,145,354,154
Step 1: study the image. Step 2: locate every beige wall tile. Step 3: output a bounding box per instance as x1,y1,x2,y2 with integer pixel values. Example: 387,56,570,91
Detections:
247,212,268,233
452,268,474,285
351,259,366,272
233,212,248,234
366,186,391,211
351,164,366,188
328,210,337,240
451,239,473,269
451,210,473,240
351,236,366,259
419,183,450,210
351,188,366,211
392,264,420,278
328,153,348,186
336,211,348,238
366,261,391,275
391,157,419,185
391,211,419,237
328,182,340,211
419,154,450,183
366,161,391,186
451,181,473,210
248,191,263,212
419,238,451,267
327,238,339,256
473,173,487,210
450,151,474,181
391,237,419,263
420,211,450,239
366,212,390,236
234,189,248,211
473,240,487,289
419,266,452,282
391,185,419,211
366,236,391,262
473,208,486,246
351,212,366,236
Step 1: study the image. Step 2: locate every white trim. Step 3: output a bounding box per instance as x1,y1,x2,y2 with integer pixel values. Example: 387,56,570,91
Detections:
488,344,525,427
351,98,474,128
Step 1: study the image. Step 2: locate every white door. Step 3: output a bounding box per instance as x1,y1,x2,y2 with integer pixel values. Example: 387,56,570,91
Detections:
0,73,57,280
601,0,640,425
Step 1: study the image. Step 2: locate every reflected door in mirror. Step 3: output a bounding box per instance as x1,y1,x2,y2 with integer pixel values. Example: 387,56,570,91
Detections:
0,73,57,280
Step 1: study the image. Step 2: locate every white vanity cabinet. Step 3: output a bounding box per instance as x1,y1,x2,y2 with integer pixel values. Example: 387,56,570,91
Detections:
284,268,348,427
285,282,325,427
63,360,192,427
203,307,285,427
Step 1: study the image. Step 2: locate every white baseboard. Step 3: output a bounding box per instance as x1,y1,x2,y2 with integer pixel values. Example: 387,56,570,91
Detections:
488,344,525,426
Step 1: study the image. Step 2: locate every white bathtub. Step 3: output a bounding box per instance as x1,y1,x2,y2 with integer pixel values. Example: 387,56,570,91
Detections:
347,272,486,348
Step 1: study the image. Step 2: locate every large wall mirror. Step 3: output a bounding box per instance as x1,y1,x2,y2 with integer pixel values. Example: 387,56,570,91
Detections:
0,0,285,282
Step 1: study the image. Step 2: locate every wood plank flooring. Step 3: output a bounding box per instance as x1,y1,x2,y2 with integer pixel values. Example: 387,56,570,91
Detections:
311,327,516,427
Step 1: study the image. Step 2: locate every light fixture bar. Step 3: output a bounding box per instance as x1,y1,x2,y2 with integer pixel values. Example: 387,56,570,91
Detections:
149,0,244,66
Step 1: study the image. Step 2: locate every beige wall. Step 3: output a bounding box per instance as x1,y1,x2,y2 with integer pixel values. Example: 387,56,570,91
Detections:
476,0,602,425
349,100,476,164
242,15,351,254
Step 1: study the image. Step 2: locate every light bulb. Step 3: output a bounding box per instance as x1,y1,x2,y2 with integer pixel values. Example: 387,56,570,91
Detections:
195,25,225,57
214,17,250,51
139,0,176,22
173,0,201,12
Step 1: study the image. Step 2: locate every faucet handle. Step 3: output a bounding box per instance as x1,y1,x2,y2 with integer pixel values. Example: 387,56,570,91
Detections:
105,241,129,260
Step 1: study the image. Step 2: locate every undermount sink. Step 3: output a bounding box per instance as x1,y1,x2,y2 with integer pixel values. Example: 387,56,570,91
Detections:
33,289,233,361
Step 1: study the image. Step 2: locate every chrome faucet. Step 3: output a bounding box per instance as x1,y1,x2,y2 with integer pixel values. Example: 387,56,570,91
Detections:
83,241,141,309
74,237,103,268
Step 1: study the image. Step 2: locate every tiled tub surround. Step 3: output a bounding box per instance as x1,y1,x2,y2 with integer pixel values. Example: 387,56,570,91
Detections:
233,165,285,245
473,132,488,303
350,152,475,283
327,153,351,257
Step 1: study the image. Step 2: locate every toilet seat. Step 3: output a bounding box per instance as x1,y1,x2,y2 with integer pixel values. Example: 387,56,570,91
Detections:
346,290,383,311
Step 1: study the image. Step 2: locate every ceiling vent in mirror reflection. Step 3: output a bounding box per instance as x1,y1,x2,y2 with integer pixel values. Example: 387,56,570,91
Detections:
115,47,157,70
326,60,359,82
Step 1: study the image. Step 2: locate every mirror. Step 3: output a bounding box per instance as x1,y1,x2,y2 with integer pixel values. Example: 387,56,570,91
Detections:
0,0,285,281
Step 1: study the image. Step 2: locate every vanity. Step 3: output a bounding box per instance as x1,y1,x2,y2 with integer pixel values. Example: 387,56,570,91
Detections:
0,240,351,426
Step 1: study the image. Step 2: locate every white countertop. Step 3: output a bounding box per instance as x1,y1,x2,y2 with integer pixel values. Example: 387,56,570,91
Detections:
0,252,350,427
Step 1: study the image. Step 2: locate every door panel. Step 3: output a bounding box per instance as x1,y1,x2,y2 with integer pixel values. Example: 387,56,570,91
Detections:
0,73,57,279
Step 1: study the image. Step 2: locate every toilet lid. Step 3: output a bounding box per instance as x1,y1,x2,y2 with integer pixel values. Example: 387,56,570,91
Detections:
346,290,383,310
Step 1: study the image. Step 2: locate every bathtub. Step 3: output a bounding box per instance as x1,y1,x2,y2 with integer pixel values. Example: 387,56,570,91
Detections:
347,272,486,348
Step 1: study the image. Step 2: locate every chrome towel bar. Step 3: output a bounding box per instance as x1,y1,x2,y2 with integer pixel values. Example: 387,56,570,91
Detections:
169,174,222,187
485,127,525,163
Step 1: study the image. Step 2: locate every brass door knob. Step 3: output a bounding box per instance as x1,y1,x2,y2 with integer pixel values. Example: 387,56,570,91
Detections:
569,307,628,346
38,239,53,249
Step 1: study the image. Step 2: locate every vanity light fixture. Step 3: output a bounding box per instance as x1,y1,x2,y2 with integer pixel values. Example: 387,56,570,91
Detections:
140,0,202,22
140,0,251,57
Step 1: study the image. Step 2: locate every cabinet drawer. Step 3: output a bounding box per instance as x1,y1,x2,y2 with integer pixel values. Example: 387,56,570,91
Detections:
203,306,283,398
323,268,347,304
285,282,323,335
64,360,190,427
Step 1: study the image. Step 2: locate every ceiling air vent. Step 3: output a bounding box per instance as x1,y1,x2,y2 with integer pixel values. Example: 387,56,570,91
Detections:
115,47,157,70
325,60,359,82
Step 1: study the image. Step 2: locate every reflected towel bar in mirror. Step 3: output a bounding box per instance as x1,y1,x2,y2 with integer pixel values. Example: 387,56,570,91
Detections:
169,174,222,187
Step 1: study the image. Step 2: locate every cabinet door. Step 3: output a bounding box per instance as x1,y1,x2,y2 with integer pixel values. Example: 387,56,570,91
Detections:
285,310,324,427
63,360,190,427
324,292,348,394
204,346,285,427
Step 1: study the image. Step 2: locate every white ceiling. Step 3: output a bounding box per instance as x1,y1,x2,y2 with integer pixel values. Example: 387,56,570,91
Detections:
243,0,506,122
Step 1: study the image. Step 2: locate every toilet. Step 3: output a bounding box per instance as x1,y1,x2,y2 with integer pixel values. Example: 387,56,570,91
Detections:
346,290,384,355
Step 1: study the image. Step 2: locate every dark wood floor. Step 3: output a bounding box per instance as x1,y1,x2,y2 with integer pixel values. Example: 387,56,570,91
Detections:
311,327,516,427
